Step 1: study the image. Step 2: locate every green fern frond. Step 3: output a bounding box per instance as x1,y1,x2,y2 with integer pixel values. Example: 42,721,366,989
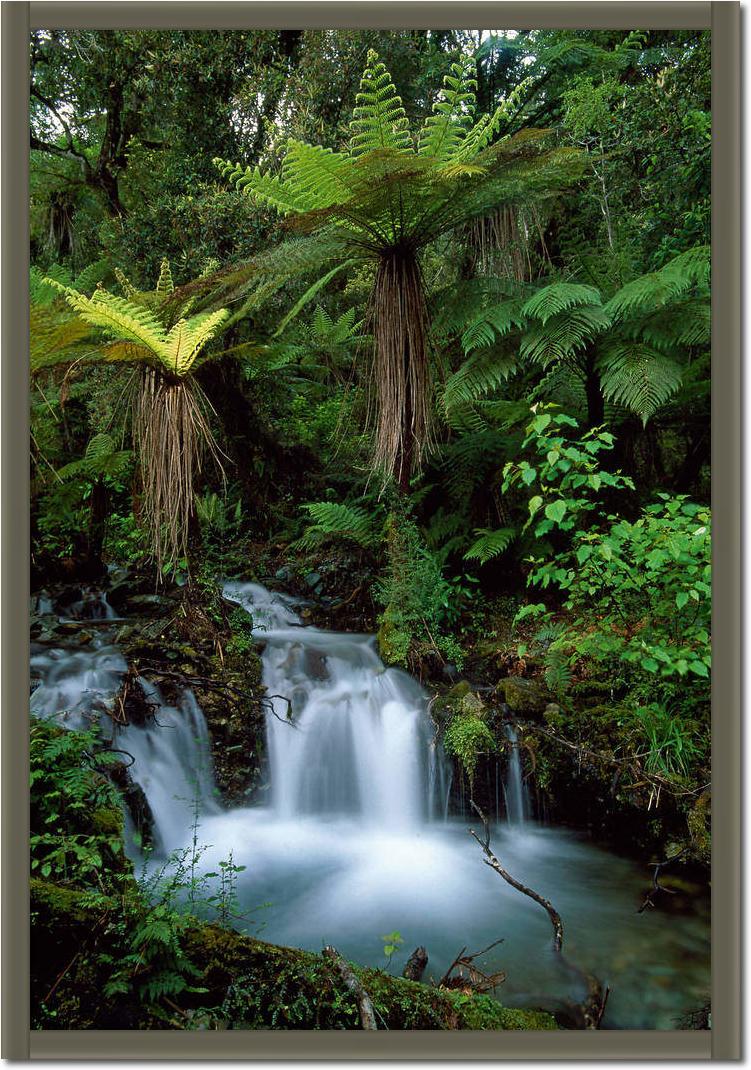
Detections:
521,282,602,325
293,501,382,551
418,54,477,160
349,50,412,156
597,341,683,424
214,157,310,215
282,140,358,209
114,268,138,298
443,347,518,411
47,282,168,357
56,433,132,482
73,259,111,295
156,258,174,296
520,304,610,366
464,527,515,564
30,301,94,375
460,298,526,353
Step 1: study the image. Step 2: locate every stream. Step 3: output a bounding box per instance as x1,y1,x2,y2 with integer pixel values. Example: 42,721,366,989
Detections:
30,582,710,1030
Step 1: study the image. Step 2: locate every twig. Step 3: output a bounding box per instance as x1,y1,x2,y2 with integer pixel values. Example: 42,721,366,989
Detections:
322,946,378,1030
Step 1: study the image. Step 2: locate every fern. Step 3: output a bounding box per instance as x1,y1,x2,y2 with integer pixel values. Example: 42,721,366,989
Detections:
418,54,477,160
293,501,383,551
46,282,230,378
56,433,132,483
443,347,518,411
597,341,684,424
520,304,610,366
521,282,603,325
350,49,412,156
464,527,515,564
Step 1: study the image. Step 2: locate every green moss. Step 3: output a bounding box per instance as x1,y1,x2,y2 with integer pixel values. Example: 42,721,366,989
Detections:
443,713,496,787
377,613,411,667
31,879,556,1031
90,807,124,836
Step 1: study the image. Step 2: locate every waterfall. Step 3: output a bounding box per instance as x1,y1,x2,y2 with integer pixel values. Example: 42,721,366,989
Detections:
223,581,438,828
503,723,529,827
116,681,219,852
30,644,128,732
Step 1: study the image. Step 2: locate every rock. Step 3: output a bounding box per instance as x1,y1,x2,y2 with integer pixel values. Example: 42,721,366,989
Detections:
500,676,551,717
544,702,561,718
432,681,487,722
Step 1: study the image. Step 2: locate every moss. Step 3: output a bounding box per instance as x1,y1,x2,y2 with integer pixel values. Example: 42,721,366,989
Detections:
90,806,124,837
686,790,711,864
500,676,551,717
443,713,496,788
376,614,411,667
433,681,487,721
31,878,556,1031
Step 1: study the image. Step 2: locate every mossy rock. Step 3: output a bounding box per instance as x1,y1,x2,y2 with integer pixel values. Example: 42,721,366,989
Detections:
376,616,411,667
500,676,551,717
432,681,487,722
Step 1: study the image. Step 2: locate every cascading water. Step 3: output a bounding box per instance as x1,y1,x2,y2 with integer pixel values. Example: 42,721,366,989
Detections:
29,582,711,1028
223,581,437,828
503,724,529,827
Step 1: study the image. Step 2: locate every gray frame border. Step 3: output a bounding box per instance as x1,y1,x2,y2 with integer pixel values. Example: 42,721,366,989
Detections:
2,1,739,1060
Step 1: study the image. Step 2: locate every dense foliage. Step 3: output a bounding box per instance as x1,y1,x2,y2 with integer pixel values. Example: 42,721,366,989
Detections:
30,26,711,1030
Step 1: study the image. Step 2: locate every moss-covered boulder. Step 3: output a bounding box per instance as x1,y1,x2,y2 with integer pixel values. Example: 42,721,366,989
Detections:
432,681,487,722
499,676,551,717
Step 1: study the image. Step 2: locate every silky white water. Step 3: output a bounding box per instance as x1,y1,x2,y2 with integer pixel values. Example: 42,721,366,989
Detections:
30,582,710,1029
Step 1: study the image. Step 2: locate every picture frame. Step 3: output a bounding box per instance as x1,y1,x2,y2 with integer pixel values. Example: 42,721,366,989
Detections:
3,2,740,1059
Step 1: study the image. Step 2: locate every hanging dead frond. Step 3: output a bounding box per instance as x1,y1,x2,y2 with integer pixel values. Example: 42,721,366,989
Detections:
132,369,225,572
369,247,433,490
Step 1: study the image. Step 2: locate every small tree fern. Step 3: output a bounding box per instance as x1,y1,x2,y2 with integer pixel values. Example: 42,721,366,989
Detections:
35,260,232,572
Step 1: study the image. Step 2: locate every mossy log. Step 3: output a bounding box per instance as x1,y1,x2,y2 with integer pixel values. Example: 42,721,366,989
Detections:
31,878,556,1031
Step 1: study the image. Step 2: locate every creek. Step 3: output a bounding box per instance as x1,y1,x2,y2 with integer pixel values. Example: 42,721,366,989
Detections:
30,582,710,1029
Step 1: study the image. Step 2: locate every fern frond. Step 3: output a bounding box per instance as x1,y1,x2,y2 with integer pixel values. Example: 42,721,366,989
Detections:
521,282,602,325
48,282,167,356
520,304,610,366
443,347,518,410
464,527,515,564
162,309,230,376
156,258,174,296
419,54,477,160
29,301,93,375
282,140,358,209
293,501,382,551
214,157,311,216
460,298,526,353
597,341,683,424
349,50,412,156
73,259,111,295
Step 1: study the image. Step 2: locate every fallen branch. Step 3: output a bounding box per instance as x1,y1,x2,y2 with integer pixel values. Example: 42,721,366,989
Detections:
469,800,563,951
322,945,378,1030
439,937,506,994
468,800,609,1029
638,848,687,913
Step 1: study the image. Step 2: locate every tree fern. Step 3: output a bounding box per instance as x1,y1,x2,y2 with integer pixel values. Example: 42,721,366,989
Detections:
214,48,584,486
520,304,610,366
521,282,602,325
350,49,412,156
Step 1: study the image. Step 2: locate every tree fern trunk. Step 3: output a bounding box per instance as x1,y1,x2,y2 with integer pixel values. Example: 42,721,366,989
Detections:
370,247,432,488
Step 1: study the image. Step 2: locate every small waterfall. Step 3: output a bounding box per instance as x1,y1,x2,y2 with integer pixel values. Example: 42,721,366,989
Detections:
116,681,219,852
30,644,128,732
503,723,529,827
223,581,440,828
61,588,118,621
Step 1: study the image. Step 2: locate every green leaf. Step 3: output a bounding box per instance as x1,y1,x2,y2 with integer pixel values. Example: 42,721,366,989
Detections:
545,500,567,523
